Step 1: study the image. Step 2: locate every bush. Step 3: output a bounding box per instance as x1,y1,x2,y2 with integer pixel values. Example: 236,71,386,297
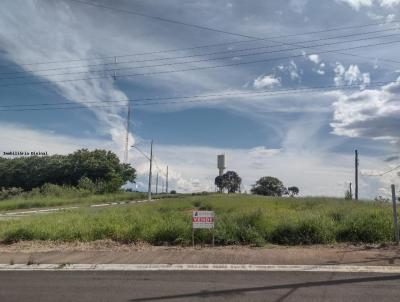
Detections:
0,187,23,201
77,177,97,193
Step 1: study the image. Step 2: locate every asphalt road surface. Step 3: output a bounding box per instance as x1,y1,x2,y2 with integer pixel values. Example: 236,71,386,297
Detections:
1,271,400,302
0,271,400,302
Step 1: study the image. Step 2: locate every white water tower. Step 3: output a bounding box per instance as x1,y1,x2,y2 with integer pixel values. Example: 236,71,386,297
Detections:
217,154,226,176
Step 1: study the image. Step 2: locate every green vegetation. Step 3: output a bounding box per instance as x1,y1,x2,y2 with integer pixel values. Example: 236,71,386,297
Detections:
251,176,289,197
215,171,242,193
0,184,146,212
0,149,136,191
0,194,396,246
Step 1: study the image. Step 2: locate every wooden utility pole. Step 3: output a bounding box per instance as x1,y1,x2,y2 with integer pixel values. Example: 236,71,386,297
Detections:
166,165,169,194
155,172,159,195
391,184,399,244
148,140,153,201
355,149,359,200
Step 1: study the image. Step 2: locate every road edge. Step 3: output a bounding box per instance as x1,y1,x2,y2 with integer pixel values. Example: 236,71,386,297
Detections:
1,264,400,273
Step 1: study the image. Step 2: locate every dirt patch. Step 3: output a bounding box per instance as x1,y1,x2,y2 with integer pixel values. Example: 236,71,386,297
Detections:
0,241,399,266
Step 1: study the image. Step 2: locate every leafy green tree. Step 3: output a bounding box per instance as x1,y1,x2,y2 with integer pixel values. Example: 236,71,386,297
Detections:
288,186,299,197
251,176,287,197
214,175,224,193
0,149,136,191
222,171,242,193
215,171,242,193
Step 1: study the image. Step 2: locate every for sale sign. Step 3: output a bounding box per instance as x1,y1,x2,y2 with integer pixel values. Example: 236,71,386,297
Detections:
192,211,214,229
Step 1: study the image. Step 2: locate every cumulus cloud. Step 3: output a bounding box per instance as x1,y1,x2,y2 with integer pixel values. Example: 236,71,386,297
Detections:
331,79,400,143
380,0,400,7
334,63,371,88
338,0,373,10
308,54,320,64
253,74,280,89
339,0,400,9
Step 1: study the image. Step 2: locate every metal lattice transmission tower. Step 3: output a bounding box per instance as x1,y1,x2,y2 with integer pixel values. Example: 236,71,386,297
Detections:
124,104,131,163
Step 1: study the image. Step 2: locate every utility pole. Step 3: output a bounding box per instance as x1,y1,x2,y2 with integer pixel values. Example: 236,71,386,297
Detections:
148,140,153,201
156,172,159,195
166,165,169,194
391,184,399,244
355,149,359,200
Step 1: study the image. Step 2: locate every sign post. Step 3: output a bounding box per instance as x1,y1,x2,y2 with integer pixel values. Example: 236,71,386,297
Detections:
391,185,399,245
192,210,215,247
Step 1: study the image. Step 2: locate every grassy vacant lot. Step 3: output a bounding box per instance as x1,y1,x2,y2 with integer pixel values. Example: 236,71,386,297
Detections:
0,194,396,245
0,190,147,212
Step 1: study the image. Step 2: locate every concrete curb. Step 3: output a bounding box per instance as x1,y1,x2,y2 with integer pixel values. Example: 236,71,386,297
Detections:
1,264,400,273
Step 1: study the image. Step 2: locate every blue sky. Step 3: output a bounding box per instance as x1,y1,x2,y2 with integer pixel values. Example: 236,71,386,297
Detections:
1,0,400,198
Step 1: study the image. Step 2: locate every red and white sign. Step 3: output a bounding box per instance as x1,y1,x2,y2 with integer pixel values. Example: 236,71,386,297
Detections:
192,211,215,229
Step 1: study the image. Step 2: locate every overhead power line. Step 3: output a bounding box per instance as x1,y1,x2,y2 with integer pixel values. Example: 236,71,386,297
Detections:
66,0,400,41
1,27,399,80
63,0,400,70
0,80,395,109
0,80,395,112
363,164,400,177
1,38,400,88
1,1,399,69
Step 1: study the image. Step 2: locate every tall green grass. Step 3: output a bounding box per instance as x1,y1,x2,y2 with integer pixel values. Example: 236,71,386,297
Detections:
0,190,146,212
0,194,397,245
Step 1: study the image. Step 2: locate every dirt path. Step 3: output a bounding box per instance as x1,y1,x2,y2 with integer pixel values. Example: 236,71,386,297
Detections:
0,241,399,266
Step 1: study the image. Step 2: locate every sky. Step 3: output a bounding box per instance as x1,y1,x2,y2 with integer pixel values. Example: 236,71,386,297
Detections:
0,0,400,198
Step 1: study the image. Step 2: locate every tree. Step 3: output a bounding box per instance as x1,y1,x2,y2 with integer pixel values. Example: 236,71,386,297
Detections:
288,186,299,197
251,176,286,197
222,171,242,193
0,149,136,191
215,171,242,193
214,175,224,193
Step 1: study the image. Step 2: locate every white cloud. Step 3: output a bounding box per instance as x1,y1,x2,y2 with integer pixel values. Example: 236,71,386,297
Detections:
308,54,320,64
338,0,400,9
331,79,400,143
338,0,373,10
334,63,370,88
380,0,400,7
0,119,394,199
314,62,325,75
253,74,280,89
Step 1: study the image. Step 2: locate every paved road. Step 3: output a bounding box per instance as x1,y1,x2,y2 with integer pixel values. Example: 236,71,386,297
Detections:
1,271,399,301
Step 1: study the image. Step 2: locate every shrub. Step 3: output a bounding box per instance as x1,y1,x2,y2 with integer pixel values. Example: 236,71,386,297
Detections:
77,177,96,193
0,187,23,201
